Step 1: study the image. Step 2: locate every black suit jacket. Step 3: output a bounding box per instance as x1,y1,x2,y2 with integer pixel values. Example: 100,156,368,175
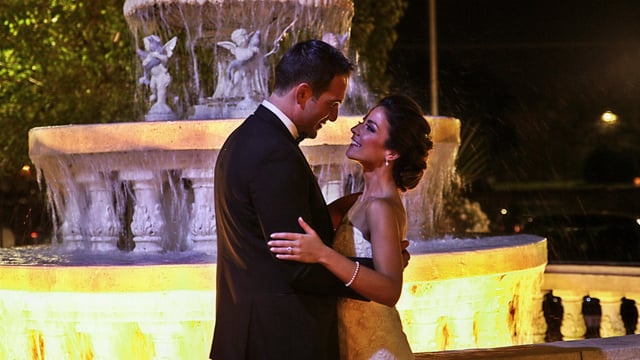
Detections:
211,105,368,360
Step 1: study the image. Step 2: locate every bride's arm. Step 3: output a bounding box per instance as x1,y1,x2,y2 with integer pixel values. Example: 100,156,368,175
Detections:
329,193,411,269
269,202,404,307
360,199,404,305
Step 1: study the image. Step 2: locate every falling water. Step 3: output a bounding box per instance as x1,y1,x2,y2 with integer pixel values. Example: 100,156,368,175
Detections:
31,114,459,254
123,0,357,120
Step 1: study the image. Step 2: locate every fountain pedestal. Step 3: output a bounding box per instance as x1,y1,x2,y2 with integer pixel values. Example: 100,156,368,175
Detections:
0,255,215,359
0,234,546,357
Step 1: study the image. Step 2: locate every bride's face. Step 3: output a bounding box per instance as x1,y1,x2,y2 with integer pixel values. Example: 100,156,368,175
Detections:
346,106,390,168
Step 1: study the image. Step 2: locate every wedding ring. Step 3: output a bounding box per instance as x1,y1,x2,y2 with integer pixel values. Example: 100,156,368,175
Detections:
287,246,293,254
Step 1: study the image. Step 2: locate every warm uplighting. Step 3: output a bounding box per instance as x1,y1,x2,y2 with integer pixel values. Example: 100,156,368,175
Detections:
0,236,547,357
634,177,640,187
399,236,547,351
600,110,618,124
0,263,216,359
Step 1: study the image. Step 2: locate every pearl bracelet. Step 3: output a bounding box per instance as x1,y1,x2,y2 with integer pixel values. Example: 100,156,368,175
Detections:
345,261,360,287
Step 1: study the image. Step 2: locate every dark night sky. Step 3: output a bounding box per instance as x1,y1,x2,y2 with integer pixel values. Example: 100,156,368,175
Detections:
390,0,640,184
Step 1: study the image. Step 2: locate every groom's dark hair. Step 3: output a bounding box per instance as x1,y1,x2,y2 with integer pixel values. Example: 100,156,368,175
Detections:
272,39,354,98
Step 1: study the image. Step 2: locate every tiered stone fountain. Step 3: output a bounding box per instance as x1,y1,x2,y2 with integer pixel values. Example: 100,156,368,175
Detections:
0,0,547,358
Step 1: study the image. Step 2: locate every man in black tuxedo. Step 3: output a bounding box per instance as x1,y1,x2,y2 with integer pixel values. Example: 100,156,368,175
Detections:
211,40,371,359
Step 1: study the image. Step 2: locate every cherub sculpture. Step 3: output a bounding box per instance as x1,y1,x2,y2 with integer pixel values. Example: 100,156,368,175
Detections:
137,35,178,120
217,29,261,83
210,23,295,117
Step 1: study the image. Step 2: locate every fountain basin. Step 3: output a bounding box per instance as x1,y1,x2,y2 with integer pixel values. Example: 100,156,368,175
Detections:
0,250,215,359
0,235,546,358
400,234,548,351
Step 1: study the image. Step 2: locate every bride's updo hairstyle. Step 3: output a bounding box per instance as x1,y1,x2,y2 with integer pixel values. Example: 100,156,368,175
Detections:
378,94,433,192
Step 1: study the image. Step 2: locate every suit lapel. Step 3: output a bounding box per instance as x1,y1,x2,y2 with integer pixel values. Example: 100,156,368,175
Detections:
253,105,315,177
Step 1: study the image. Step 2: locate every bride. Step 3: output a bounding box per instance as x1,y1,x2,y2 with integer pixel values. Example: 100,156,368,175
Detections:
269,94,432,360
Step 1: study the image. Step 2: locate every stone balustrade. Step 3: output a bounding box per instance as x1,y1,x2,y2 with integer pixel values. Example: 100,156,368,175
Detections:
28,120,354,253
28,117,460,253
541,264,640,341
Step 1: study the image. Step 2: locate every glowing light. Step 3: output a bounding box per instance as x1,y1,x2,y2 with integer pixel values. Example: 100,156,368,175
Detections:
500,208,508,215
0,264,216,359
399,236,547,351
634,177,640,187
0,236,547,357
601,110,618,124
20,164,31,176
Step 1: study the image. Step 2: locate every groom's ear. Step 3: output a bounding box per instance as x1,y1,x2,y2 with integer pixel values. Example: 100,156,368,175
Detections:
295,83,313,109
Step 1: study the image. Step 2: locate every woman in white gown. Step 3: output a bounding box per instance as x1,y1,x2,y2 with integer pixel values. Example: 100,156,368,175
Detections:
269,94,433,360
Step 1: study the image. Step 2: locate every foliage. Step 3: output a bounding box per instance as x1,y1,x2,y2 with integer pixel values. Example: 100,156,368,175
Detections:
351,0,408,98
442,186,491,235
0,0,136,177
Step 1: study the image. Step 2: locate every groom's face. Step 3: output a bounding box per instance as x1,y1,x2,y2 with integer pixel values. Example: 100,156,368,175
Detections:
297,75,348,139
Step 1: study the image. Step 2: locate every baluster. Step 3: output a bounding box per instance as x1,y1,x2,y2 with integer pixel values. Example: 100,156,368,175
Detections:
182,168,216,254
553,290,586,340
626,293,640,334
78,172,119,251
59,187,84,250
531,290,548,343
591,291,625,338
120,170,165,252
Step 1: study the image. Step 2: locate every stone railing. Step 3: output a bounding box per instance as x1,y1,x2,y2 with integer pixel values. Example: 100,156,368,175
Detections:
541,264,640,340
29,120,356,253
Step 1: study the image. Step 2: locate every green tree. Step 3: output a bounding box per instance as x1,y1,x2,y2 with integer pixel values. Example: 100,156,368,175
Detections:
351,0,408,97
0,0,135,178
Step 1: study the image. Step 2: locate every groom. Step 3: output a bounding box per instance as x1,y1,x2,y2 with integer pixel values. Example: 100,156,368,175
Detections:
211,40,373,360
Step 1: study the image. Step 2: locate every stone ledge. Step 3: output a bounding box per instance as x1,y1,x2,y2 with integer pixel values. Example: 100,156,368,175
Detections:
415,335,640,359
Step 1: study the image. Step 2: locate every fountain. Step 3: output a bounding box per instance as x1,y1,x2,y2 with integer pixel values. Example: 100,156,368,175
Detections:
123,0,357,120
0,0,547,358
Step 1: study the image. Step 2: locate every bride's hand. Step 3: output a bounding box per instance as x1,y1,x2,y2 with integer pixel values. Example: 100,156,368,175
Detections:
269,217,329,263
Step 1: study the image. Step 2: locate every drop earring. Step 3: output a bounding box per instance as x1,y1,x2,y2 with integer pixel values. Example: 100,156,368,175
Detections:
385,158,389,166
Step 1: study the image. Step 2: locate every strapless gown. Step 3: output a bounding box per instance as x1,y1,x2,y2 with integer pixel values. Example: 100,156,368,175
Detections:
333,220,414,360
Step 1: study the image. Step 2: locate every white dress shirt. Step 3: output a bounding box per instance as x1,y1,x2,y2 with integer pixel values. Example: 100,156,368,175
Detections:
261,100,299,140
